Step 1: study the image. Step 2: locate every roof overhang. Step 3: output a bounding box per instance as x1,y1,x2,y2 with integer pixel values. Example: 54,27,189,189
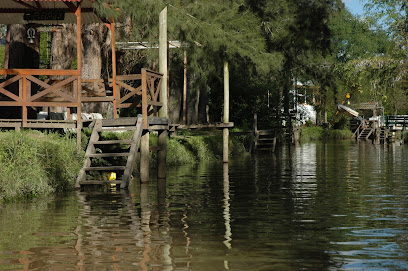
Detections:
0,0,103,24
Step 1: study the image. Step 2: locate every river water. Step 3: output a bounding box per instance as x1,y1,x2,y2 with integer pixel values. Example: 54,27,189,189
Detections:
1,141,408,270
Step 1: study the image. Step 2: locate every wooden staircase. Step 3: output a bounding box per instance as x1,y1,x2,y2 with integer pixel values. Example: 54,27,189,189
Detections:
252,129,277,152
358,127,374,140
76,117,143,189
379,128,388,143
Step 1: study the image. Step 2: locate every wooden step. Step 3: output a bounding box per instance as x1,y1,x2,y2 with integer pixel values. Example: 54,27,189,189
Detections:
83,166,126,171
98,127,137,132
93,140,133,145
88,152,130,157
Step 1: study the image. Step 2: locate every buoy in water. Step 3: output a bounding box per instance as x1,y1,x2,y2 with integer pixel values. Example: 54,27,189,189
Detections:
109,172,116,181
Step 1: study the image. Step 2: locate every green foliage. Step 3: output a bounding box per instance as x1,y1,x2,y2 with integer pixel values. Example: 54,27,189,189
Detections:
0,131,84,203
301,127,353,142
166,137,196,166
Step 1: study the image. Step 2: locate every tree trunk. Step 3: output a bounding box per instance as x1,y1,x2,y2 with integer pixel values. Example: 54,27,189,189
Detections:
168,84,182,124
198,84,209,124
186,73,200,124
80,24,113,117
50,24,76,113
51,24,76,70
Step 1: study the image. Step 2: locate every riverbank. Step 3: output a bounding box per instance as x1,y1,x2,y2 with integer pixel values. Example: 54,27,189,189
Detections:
0,130,249,202
0,131,83,203
300,126,354,142
1,126,352,203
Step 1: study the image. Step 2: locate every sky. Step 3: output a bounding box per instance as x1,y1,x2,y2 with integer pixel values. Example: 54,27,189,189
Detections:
343,0,368,16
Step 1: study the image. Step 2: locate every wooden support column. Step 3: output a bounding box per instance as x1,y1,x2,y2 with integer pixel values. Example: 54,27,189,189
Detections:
158,7,168,180
159,7,168,118
183,50,187,124
223,61,229,163
111,21,118,118
76,3,82,148
157,130,167,179
140,131,150,183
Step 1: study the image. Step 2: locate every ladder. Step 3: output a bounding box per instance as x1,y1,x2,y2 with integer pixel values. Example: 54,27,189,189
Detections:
357,128,374,140
252,129,277,152
76,117,143,189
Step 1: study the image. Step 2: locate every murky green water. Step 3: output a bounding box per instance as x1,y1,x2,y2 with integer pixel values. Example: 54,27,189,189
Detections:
1,141,408,270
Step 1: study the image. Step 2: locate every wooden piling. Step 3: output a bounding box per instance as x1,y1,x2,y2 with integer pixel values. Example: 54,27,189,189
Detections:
223,61,229,163
140,131,150,183
159,7,168,118
183,50,187,124
157,130,167,179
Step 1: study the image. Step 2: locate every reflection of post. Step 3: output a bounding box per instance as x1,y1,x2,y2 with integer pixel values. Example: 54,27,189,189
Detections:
158,179,173,270
140,183,151,271
223,163,232,269
75,192,87,271
181,195,192,269
223,164,232,249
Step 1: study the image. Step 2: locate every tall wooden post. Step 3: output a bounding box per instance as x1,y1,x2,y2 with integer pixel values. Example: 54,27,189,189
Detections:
223,61,229,163
183,50,187,124
159,7,168,118
158,129,167,179
158,7,168,179
75,3,82,148
140,131,150,183
111,21,118,118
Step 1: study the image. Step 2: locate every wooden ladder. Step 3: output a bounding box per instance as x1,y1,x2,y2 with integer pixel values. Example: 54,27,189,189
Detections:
76,117,143,189
253,129,277,152
358,128,373,140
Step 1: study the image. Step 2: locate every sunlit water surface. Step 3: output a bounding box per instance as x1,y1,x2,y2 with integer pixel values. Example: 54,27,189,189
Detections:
1,141,408,270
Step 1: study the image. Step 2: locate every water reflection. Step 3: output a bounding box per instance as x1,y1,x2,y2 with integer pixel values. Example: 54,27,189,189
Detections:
1,141,408,270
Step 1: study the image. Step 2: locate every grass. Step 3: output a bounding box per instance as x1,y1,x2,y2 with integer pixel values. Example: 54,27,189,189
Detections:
0,127,248,202
0,130,84,203
301,126,354,142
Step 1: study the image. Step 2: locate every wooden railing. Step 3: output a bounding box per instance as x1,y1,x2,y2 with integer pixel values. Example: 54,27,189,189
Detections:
0,69,80,126
0,68,163,129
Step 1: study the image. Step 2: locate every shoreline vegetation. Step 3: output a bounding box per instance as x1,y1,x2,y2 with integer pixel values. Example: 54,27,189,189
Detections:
300,126,354,142
0,127,352,203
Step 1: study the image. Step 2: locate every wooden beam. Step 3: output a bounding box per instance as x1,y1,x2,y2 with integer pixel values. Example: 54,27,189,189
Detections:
64,2,77,13
178,122,234,129
11,0,39,10
0,8,94,14
34,1,42,9
0,69,80,76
